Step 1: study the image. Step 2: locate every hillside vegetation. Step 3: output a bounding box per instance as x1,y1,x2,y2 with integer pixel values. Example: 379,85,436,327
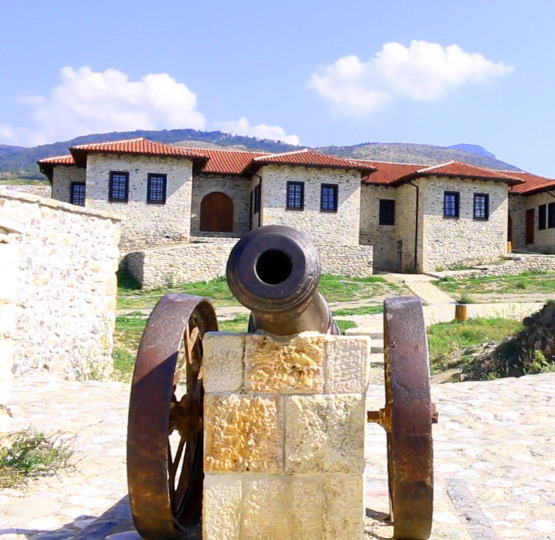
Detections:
0,128,521,182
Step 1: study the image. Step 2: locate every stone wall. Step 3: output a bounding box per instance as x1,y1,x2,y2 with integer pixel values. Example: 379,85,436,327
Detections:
0,188,120,381
259,165,362,246
191,174,251,234
84,153,193,251
3,184,52,198
420,177,508,272
125,241,374,289
394,182,422,272
52,166,85,202
359,184,397,270
202,331,369,539
509,192,555,253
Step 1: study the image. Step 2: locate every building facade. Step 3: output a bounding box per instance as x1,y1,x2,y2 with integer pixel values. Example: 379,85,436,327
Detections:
39,137,555,275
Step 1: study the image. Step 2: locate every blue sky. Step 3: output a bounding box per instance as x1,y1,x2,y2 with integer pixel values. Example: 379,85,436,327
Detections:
1,0,555,177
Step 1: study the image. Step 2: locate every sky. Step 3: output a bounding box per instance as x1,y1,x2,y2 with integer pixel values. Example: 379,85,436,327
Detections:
1,0,555,177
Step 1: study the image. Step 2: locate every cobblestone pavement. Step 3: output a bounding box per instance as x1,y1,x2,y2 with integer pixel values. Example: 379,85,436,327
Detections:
1,373,554,539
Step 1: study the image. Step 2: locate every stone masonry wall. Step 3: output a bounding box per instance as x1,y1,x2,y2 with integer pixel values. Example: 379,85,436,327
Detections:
509,192,555,253
421,177,508,272
3,184,52,198
260,165,361,246
191,174,251,234
85,153,193,251
202,331,370,539
125,241,374,289
360,184,397,270
52,166,86,202
0,188,120,380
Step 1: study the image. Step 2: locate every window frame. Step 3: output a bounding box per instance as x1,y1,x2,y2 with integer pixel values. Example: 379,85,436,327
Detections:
443,191,460,219
320,183,338,213
473,193,489,221
539,204,547,230
70,182,86,206
109,171,129,203
253,183,261,214
146,173,167,204
286,181,304,211
548,202,555,229
379,199,396,226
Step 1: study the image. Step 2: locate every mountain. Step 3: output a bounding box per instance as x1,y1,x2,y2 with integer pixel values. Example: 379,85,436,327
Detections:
319,142,519,172
0,129,521,182
448,144,496,159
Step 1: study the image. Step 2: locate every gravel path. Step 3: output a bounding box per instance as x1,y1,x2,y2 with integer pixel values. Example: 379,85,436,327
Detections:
1,373,554,539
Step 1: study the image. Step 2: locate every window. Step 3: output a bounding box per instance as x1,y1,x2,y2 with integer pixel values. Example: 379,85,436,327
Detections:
320,184,338,212
70,182,85,206
109,171,129,202
286,181,304,210
549,203,555,228
379,199,395,225
444,191,460,218
539,204,547,230
473,193,489,220
147,173,167,204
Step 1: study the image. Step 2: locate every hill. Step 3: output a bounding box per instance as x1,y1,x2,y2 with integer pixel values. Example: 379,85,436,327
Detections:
0,128,522,182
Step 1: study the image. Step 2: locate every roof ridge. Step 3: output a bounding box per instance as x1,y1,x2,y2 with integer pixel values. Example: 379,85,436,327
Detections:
352,158,430,166
253,148,309,161
176,146,269,155
41,154,73,160
71,137,147,149
417,161,455,173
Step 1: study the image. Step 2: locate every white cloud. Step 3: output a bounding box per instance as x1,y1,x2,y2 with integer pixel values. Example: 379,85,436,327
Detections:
215,116,300,145
309,40,514,116
6,66,206,145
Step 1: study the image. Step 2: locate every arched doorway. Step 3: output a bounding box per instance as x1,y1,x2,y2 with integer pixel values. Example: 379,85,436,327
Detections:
200,192,234,232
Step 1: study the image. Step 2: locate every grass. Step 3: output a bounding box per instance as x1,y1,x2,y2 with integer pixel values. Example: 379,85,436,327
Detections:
112,312,147,380
335,320,357,334
117,271,407,312
332,305,383,316
427,317,522,374
0,429,75,488
436,271,555,297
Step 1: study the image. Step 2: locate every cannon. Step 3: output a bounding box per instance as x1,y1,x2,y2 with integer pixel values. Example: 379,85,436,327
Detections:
126,225,436,540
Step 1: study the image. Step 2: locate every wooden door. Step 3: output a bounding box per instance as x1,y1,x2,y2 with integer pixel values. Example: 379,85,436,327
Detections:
526,209,535,245
200,192,234,232
508,215,513,243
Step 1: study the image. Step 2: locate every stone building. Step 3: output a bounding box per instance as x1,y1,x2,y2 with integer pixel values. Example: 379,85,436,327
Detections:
38,137,555,279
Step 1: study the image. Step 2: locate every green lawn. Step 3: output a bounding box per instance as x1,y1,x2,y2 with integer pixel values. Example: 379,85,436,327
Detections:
117,272,407,312
427,317,522,374
435,271,555,297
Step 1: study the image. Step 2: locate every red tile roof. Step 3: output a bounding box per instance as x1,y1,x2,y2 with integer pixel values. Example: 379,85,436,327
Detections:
69,137,209,166
361,160,426,185
184,147,268,175
38,155,75,165
507,171,555,194
252,149,376,172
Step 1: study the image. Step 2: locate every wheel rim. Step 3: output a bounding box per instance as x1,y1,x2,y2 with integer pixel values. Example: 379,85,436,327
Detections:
383,296,433,540
127,294,218,540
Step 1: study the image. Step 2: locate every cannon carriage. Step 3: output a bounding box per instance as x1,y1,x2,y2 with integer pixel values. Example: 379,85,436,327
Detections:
126,225,436,540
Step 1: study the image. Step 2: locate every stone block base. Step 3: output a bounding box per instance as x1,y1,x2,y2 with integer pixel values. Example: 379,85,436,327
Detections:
202,332,370,540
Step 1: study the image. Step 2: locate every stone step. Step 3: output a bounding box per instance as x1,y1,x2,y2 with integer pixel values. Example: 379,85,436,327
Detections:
370,338,384,354
369,353,384,366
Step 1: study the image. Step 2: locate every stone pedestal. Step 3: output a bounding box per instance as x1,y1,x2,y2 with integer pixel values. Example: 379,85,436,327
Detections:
202,331,370,540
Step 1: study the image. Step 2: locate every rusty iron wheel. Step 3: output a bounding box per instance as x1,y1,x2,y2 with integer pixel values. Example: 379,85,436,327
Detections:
127,294,218,540
384,296,434,540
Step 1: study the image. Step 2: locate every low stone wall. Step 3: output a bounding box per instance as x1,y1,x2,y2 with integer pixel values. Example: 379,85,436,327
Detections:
0,188,120,384
202,331,370,539
125,240,374,289
0,184,51,198
429,254,555,280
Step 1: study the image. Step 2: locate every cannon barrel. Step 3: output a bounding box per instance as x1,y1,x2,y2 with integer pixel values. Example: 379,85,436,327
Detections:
226,225,339,336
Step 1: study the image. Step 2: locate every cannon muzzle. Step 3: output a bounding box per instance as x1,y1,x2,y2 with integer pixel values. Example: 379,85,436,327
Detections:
226,225,339,336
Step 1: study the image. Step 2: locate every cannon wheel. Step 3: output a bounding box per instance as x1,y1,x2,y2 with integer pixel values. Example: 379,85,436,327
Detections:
127,294,218,540
384,296,433,540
